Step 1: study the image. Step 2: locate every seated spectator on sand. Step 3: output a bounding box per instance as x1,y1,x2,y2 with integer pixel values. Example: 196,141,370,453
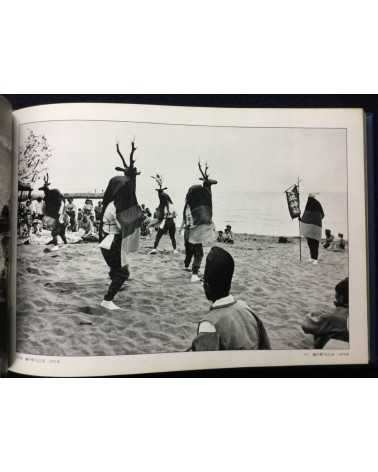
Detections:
302,277,349,349
336,233,346,251
217,230,224,242
32,217,43,236
323,229,334,249
328,233,346,252
83,199,94,217
189,247,271,351
224,225,234,244
90,215,96,232
79,215,98,242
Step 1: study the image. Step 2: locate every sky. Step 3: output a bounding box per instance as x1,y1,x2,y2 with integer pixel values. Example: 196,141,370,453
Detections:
19,120,348,211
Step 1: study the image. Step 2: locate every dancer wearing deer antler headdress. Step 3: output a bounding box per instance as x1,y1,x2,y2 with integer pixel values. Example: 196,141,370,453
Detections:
39,174,67,250
99,140,144,310
180,160,218,282
149,174,178,255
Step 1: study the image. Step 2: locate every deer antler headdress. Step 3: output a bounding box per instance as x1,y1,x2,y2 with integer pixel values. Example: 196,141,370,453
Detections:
38,173,51,191
115,140,141,178
151,174,168,192
198,159,218,187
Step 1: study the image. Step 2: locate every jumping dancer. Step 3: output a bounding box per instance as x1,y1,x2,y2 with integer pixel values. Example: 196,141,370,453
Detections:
99,141,144,310
180,161,217,283
149,174,178,254
39,174,67,250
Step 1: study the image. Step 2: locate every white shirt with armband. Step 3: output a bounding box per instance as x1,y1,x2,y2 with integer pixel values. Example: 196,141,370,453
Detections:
99,202,121,250
58,200,66,223
198,295,235,333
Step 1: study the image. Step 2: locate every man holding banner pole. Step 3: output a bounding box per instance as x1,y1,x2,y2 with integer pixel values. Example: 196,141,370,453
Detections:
300,193,325,265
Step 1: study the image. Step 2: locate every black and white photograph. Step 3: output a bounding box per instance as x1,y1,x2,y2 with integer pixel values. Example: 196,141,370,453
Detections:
15,107,352,360
1,7,377,472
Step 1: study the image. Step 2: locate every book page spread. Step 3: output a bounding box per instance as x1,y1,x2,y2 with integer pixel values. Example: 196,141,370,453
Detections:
9,103,368,376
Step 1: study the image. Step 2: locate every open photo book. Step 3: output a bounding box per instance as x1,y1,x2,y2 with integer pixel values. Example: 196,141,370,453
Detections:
0,98,372,376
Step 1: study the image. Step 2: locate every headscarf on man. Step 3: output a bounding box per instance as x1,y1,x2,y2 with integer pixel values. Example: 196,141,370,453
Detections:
204,246,235,300
300,193,325,241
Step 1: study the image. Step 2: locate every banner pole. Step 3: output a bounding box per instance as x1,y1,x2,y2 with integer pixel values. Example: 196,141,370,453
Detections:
298,176,302,262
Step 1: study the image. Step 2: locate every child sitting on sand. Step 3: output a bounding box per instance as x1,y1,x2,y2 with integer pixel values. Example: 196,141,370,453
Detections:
217,230,224,242
190,246,271,351
224,225,234,244
336,233,346,251
323,229,334,249
327,233,346,252
302,277,349,348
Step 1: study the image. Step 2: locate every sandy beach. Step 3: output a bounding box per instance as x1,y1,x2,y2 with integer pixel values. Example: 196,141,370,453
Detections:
15,231,349,356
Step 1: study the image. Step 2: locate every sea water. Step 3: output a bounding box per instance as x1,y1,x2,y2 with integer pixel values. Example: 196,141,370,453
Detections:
72,191,348,238
213,191,348,237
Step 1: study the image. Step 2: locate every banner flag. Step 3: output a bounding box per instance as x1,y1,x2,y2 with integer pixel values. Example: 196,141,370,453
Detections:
285,184,301,219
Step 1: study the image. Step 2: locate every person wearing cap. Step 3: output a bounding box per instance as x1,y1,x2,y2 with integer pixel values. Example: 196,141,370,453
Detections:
190,247,271,351
300,193,325,265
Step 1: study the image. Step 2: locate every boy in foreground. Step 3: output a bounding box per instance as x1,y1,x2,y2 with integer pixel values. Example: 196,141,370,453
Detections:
302,277,349,348
190,246,271,351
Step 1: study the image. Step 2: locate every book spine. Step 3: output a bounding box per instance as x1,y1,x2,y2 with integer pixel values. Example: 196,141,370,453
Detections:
366,113,377,366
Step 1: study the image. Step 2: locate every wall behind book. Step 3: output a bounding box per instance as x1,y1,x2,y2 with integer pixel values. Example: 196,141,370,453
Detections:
5,94,378,112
